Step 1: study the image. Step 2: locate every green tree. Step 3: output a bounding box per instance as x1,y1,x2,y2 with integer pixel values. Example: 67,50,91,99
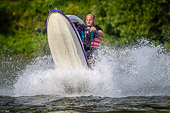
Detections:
93,0,170,47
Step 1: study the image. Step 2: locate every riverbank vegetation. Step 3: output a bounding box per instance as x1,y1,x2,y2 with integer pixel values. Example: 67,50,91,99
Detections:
0,0,169,57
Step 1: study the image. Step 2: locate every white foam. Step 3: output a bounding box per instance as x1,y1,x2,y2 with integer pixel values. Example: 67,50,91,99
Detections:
13,42,170,97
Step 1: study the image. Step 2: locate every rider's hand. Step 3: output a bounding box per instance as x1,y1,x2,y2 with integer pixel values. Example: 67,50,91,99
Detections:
90,27,97,32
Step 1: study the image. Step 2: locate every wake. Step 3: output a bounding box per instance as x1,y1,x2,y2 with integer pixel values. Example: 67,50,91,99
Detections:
1,40,170,97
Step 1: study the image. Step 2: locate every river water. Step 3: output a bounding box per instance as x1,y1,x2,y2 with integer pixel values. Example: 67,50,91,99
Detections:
0,41,170,112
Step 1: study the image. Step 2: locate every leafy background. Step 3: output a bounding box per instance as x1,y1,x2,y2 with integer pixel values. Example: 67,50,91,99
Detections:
0,0,169,58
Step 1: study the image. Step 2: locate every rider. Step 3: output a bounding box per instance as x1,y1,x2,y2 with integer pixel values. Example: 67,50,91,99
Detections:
80,14,104,67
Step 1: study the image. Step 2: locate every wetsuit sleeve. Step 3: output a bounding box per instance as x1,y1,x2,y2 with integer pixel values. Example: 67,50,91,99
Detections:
94,25,103,31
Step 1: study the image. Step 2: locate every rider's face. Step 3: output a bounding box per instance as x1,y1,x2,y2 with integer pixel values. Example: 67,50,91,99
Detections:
86,15,94,27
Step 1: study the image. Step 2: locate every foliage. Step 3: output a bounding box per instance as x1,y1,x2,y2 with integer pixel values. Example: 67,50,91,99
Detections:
0,0,170,57
92,0,170,47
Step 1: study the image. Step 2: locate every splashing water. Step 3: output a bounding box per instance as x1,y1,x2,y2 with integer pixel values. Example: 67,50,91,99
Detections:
13,56,111,97
10,41,170,97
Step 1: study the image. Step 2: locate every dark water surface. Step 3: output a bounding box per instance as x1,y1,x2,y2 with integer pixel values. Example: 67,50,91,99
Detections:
0,95,170,112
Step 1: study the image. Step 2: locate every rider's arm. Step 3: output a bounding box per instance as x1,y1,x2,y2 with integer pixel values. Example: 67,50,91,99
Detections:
90,26,104,38
95,30,104,38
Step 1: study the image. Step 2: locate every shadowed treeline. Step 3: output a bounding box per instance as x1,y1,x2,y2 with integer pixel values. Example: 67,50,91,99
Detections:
0,0,169,57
